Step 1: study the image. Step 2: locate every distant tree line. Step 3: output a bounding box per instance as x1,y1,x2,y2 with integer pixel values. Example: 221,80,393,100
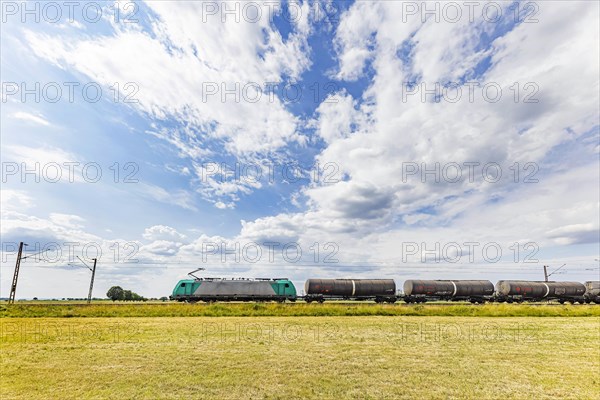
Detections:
106,286,147,302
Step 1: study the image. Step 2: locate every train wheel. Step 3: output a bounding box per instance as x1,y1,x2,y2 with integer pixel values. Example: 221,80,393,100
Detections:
318,299,324,304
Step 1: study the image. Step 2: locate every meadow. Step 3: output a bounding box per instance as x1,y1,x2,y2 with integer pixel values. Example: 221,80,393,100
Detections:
1,315,599,399
1,303,599,399
2,301,600,318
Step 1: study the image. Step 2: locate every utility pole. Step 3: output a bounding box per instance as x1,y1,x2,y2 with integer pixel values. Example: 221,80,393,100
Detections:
8,242,24,304
545,264,566,281
87,258,97,304
74,256,97,304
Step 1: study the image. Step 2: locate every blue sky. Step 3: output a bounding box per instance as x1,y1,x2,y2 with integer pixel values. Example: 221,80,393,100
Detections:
1,1,599,298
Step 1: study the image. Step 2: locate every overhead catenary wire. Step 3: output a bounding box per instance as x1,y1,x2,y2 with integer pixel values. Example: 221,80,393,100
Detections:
20,248,51,260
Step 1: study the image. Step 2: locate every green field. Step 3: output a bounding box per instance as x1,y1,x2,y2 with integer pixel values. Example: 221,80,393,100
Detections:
1,304,599,399
2,302,600,318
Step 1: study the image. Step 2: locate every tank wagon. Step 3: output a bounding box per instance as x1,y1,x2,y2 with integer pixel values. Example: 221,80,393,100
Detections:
304,279,396,303
495,280,586,304
403,280,494,303
171,278,297,302
584,281,600,304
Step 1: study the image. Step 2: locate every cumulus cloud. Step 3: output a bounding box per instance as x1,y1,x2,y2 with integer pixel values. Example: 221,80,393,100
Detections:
23,2,311,153
300,1,600,234
547,224,600,246
142,225,187,242
312,92,366,143
2,1,598,298
225,1,600,273
332,1,385,81
20,1,323,207
141,240,182,256
0,209,100,246
49,214,86,229
0,189,35,211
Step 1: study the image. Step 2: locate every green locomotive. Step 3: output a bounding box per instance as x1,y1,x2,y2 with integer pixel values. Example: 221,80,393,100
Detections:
172,277,297,302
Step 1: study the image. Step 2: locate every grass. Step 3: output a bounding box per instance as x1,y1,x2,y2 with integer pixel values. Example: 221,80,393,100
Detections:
1,302,600,318
1,316,599,399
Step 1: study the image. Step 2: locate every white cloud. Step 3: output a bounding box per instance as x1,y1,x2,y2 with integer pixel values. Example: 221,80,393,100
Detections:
20,1,322,207
0,189,35,211
12,112,51,126
231,1,600,272
547,224,599,246
142,240,182,256
136,183,198,211
49,213,86,229
2,2,598,298
142,225,187,242
1,145,86,184
333,1,386,81
303,0,600,232
0,209,99,244
23,1,313,157
214,201,234,210
312,92,365,143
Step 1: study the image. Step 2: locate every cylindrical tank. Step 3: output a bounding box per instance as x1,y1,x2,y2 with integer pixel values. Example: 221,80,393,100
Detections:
585,281,600,296
403,280,494,297
495,281,586,298
547,281,587,297
304,279,396,297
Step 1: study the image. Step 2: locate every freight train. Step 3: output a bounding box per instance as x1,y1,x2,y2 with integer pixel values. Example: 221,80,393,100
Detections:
171,277,600,304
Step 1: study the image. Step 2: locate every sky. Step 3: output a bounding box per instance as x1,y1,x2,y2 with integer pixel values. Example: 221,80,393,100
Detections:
1,0,599,299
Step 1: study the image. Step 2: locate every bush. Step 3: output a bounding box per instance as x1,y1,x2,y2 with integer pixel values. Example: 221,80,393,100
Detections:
107,286,146,302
